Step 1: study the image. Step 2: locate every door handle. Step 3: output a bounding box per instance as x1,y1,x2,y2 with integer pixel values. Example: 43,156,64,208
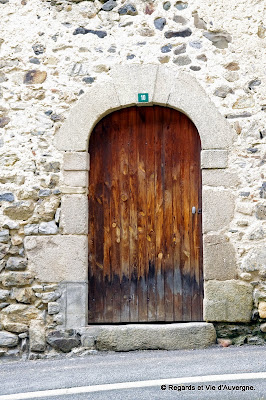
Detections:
192,206,196,214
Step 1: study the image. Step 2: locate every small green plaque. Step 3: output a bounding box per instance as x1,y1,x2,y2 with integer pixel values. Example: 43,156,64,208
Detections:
138,93,149,103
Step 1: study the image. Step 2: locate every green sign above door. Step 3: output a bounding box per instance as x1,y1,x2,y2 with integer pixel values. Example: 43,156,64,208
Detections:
138,93,149,103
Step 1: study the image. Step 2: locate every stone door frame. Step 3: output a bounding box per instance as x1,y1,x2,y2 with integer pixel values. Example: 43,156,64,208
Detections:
43,64,249,328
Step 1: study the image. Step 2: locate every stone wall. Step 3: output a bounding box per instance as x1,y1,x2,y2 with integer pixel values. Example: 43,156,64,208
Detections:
0,0,265,358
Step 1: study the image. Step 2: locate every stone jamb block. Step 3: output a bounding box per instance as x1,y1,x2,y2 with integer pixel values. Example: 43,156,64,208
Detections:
203,234,237,280
60,195,88,235
201,150,228,169
24,235,88,282
63,152,89,171
63,171,88,188
65,282,88,328
203,280,253,322
202,169,240,188
202,187,235,233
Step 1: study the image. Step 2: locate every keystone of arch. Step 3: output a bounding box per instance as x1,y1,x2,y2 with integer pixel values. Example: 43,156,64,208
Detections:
55,64,234,152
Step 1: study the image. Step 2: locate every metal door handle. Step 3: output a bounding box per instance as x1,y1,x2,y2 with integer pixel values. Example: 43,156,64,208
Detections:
192,206,196,214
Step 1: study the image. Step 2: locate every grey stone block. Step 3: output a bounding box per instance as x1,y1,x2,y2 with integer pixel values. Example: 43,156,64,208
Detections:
24,224,39,235
48,302,60,315
0,193,14,202
6,257,28,271
0,331,18,347
0,289,9,301
0,229,9,243
255,204,266,220
0,272,34,287
39,221,58,235
154,17,166,31
29,320,46,352
0,304,39,327
101,0,117,12
0,243,9,260
118,4,137,15
66,282,88,328
78,328,97,349
203,30,232,49
3,201,34,220
41,291,61,303
47,329,81,353
2,221,19,230
240,244,266,276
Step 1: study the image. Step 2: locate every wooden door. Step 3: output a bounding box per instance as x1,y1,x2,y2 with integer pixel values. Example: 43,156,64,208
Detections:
88,106,203,323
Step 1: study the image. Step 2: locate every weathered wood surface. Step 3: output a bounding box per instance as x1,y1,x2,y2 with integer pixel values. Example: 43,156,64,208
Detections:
88,106,203,323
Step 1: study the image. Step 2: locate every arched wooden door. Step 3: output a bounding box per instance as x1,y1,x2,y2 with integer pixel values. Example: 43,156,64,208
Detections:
88,106,203,323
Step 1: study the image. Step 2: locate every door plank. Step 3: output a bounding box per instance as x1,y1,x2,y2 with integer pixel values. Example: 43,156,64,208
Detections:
128,107,139,322
172,112,182,321
190,119,203,320
91,125,105,322
180,114,192,321
102,119,113,323
163,108,174,321
110,111,122,323
119,109,130,322
88,168,96,322
145,108,156,322
137,108,148,322
154,107,165,321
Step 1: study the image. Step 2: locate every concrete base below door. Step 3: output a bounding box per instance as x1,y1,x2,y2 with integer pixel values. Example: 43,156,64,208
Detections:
78,323,216,351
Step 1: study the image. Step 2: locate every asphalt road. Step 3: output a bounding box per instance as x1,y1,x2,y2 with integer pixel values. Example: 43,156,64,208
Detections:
0,345,265,400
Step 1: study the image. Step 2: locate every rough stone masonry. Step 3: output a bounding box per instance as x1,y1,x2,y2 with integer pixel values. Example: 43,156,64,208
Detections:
0,0,265,359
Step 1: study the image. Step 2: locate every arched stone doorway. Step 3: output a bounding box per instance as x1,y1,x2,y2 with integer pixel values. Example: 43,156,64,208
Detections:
25,64,252,329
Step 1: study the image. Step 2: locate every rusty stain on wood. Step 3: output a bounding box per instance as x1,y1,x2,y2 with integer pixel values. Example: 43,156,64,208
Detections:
88,106,203,323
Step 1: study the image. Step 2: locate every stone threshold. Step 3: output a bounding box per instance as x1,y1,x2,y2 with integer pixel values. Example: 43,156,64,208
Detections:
77,322,216,352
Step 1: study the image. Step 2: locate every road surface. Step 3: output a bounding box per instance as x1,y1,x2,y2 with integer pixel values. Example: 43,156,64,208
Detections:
0,345,265,399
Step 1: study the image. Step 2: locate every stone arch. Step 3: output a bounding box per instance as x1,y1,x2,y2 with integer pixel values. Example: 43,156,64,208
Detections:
56,64,233,151
46,64,249,328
